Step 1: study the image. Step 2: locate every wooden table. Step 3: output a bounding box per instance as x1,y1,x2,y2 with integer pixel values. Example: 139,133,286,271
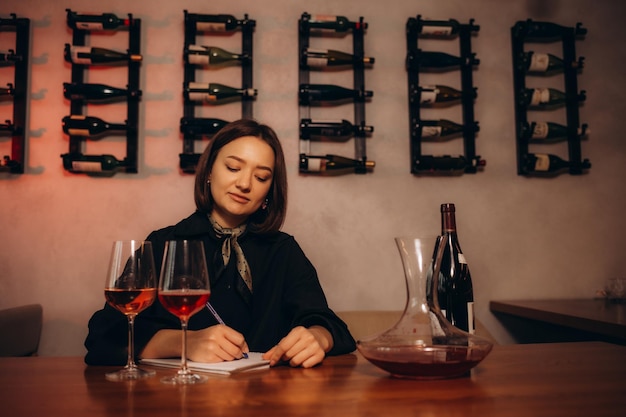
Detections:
1,342,625,417
490,298,626,344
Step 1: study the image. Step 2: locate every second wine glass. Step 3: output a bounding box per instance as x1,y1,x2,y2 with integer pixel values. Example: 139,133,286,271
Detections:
158,240,211,384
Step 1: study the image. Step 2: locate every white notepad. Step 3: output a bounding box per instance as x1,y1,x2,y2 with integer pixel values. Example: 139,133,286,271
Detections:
141,352,270,375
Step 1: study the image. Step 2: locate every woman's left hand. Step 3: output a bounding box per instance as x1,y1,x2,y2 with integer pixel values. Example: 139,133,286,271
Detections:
262,325,333,368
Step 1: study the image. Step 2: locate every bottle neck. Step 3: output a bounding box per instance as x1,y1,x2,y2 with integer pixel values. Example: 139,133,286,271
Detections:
441,206,457,234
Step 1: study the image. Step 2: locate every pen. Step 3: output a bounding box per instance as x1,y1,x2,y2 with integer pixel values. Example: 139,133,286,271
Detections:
205,301,248,359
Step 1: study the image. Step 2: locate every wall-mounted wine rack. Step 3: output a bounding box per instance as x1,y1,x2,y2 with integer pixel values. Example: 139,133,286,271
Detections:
406,15,484,175
0,14,29,174
181,11,255,174
298,12,375,175
511,19,589,176
61,9,141,175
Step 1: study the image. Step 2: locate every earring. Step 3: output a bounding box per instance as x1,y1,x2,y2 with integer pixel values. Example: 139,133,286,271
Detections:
262,198,269,210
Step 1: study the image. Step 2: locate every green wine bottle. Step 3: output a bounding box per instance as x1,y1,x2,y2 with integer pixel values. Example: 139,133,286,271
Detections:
184,45,245,67
184,82,257,103
300,119,373,141
64,44,142,65
66,10,130,30
62,115,127,137
306,14,364,32
63,82,140,102
416,119,478,140
61,153,127,173
302,48,374,68
299,84,373,105
299,154,375,174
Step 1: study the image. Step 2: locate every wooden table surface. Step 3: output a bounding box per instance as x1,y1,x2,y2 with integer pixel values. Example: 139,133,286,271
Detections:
490,298,626,343
1,342,625,417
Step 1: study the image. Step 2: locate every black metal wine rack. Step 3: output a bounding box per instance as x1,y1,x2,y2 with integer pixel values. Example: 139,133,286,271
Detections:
406,16,483,175
181,11,255,174
298,12,374,175
0,14,29,174
62,9,141,175
511,19,589,176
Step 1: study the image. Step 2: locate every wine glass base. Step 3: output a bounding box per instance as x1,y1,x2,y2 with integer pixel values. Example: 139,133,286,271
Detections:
105,367,156,381
160,372,208,385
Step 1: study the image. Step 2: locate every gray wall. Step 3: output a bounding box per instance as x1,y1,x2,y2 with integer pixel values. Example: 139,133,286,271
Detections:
1,0,625,356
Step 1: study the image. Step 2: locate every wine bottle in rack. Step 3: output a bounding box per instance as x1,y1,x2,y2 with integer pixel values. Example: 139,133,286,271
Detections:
414,155,484,174
0,84,14,97
299,84,373,105
193,14,242,32
416,85,473,106
64,44,142,65
301,48,374,68
62,115,128,137
516,20,586,41
1,50,21,66
522,153,571,174
184,45,247,67
520,121,586,143
416,18,461,37
416,119,478,141
300,154,375,174
0,120,14,132
180,117,229,136
522,51,565,75
407,50,478,70
521,87,584,109
61,153,127,173
66,10,130,31
300,119,374,141
434,203,475,333
306,14,364,32
183,82,257,103
63,82,140,102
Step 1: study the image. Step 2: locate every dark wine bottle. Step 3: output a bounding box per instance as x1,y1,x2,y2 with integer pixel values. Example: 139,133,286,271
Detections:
62,115,127,137
66,10,130,30
183,82,257,103
407,50,478,70
61,153,127,173
522,51,565,75
521,87,578,109
417,18,461,37
299,84,373,105
416,119,478,140
300,119,373,141
435,203,475,333
193,14,242,32
417,85,473,106
299,154,375,174
306,14,364,32
0,50,21,66
522,153,571,173
413,155,485,174
180,117,229,136
184,45,246,67
64,44,142,65
516,20,586,41
63,82,140,102
521,121,586,143
302,48,374,68
0,120,14,132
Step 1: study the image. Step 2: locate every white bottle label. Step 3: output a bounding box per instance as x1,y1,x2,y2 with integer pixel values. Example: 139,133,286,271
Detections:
196,22,226,32
531,122,549,139
420,86,438,103
530,88,550,106
72,161,102,172
458,253,467,264
467,302,475,334
307,57,329,67
306,158,322,172
421,126,442,137
421,26,453,36
70,46,91,64
529,53,549,72
76,23,105,30
187,45,209,65
534,154,550,171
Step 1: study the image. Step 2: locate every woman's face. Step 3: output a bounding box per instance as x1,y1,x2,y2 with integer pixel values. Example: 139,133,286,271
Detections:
209,136,275,228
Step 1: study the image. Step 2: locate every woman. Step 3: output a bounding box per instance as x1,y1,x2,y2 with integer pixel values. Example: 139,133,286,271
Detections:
85,119,356,368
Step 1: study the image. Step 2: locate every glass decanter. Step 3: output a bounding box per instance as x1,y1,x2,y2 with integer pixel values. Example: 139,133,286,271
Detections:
357,236,493,379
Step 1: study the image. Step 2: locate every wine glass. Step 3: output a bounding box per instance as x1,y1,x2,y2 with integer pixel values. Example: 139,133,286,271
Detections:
104,240,157,381
158,240,211,384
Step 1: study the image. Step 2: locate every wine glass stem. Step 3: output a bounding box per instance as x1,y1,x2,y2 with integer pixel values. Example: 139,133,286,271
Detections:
126,314,137,369
180,319,189,374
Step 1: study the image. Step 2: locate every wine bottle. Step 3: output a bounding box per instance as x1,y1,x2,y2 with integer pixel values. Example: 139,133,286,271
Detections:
0,120,14,132
417,18,461,37
522,52,565,75
62,115,127,137
521,87,576,109
180,117,229,136
63,82,140,102
61,153,127,173
300,119,373,141
302,48,374,68
299,154,375,174
64,44,142,65
0,84,14,97
516,20,586,41
193,14,242,32
306,14,364,32
417,85,473,106
435,203,475,333
413,155,485,174
407,50,478,70
520,121,586,143
522,153,571,174
183,82,257,103
0,50,21,66
184,45,246,67
299,84,373,105
66,10,130,30
416,119,478,140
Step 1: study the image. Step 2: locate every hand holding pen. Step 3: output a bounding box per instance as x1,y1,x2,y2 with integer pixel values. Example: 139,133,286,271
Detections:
206,301,248,359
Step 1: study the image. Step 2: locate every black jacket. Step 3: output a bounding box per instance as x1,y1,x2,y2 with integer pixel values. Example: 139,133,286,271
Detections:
84,211,356,365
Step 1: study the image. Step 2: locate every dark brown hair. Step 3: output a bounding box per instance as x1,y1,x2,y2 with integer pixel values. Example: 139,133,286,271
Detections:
194,119,287,233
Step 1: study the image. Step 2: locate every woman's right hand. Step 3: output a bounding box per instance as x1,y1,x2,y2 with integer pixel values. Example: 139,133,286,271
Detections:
186,325,249,362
